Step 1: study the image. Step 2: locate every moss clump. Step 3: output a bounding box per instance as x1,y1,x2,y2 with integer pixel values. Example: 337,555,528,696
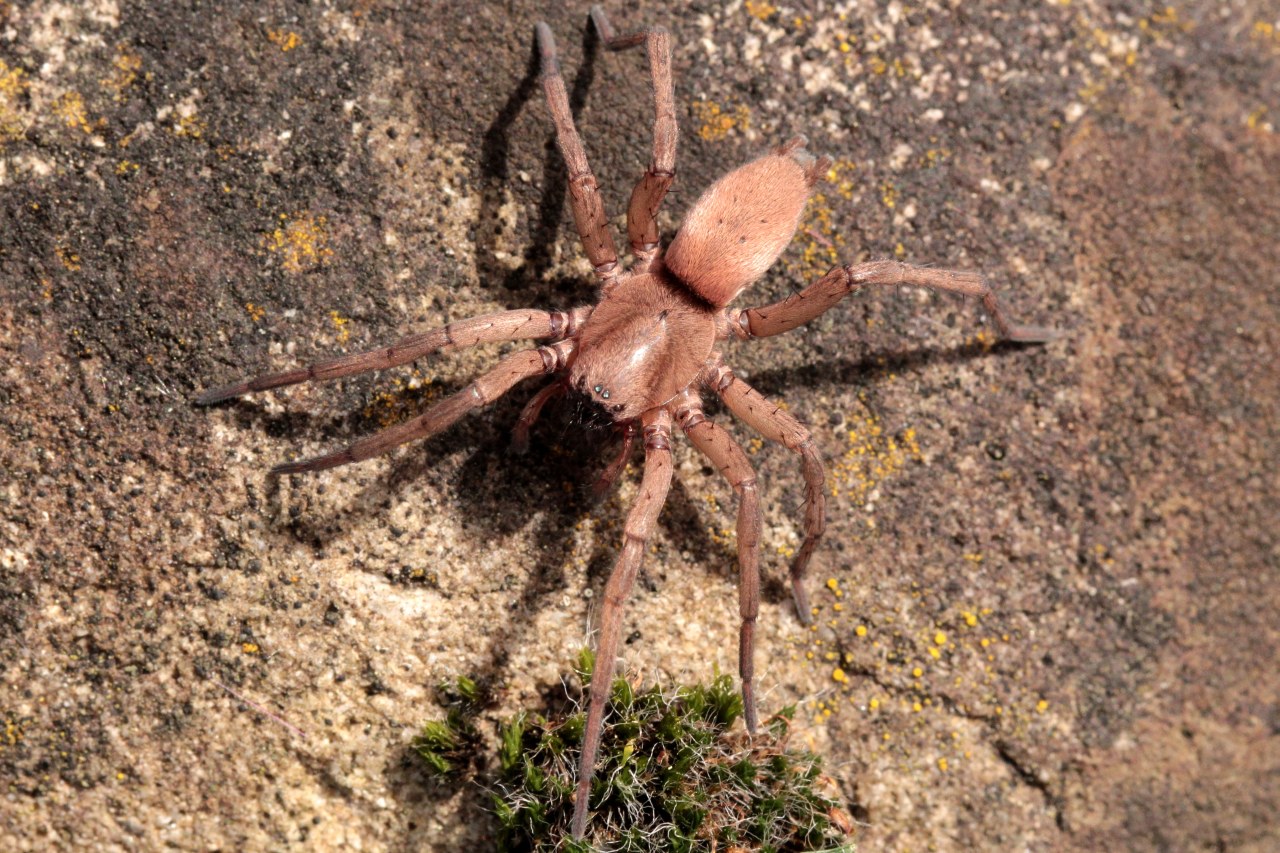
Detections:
490,650,855,852
410,675,484,776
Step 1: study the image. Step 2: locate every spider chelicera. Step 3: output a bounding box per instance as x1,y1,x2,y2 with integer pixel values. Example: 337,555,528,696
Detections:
198,7,1055,838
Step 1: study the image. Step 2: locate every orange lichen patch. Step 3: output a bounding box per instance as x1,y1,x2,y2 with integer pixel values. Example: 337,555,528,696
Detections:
691,99,750,142
241,642,260,654
55,244,81,271
1246,107,1272,133
919,147,951,169
828,411,922,506
267,29,302,51
2,716,23,750
54,91,93,134
1145,5,1194,33
102,44,144,100
244,302,266,323
115,160,139,176
1253,21,1280,48
0,60,29,143
361,369,442,429
744,1,777,22
264,212,334,273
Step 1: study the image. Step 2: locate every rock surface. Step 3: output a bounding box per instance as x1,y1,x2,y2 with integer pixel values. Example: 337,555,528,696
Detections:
1,1,1277,850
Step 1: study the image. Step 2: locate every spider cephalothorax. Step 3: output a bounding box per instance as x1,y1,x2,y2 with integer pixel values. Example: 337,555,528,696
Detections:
198,6,1054,839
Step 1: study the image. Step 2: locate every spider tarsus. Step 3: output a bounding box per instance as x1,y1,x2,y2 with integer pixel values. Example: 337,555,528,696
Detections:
1003,324,1062,344
790,579,814,625
270,454,346,476
509,433,530,456
196,367,312,405
743,684,760,734
194,383,249,406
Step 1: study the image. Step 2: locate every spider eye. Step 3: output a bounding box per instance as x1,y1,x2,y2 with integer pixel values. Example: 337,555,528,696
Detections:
601,390,610,399
593,384,602,393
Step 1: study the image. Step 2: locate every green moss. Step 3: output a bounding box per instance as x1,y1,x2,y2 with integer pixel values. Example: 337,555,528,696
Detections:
410,675,483,776
414,662,855,850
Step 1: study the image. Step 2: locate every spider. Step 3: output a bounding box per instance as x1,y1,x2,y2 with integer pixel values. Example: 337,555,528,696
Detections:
197,7,1055,839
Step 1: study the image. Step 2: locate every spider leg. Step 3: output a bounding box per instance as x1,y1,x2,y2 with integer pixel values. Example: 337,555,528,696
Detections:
704,354,825,624
271,340,576,474
535,22,620,289
671,391,763,734
511,380,565,454
590,5,676,269
571,409,674,839
729,259,1059,343
590,420,638,501
196,307,587,405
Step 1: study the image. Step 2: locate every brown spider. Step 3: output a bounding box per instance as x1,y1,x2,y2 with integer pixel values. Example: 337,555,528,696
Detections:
197,7,1055,838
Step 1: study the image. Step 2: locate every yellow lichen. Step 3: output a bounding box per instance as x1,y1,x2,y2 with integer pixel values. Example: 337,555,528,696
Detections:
744,1,777,22
264,212,334,273
173,112,206,139
102,44,144,100
267,29,302,51
54,92,93,134
691,99,750,142
879,182,898,209
828,412,922,506
245,302,266,323
56,245,81,271
0,60,29,143
329,310,351,344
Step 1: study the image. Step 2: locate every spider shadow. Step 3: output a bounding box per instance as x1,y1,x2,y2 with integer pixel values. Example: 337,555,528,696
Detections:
740,337,1041,400
709,336,1046,608
473,6,603,306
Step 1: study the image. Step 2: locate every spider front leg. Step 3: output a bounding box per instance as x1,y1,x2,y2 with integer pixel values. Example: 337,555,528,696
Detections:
272,340,576,474
734,259,1058,342
671,391,763,733
196,307,586,405
536,22,619,288
590,5,676,269
571,409,674,839
704,354,826,624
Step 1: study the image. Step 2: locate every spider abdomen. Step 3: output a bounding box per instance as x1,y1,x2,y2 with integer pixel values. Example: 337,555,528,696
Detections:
665,148,818,308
